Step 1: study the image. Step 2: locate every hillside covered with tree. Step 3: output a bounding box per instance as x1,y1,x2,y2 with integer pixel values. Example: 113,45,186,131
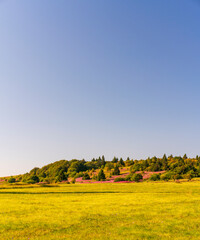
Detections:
3,154,200,184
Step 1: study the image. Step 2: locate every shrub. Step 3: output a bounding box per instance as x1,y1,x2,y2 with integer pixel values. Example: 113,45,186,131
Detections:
92,175,97,180
27,175,39,184
184,173,193,180
105,162,114,171
112,166,120,176
172,174,182,181
82,173,90,180
114,177,126,182
149,174,160,181
132,173,143,182
8,177,16,183
160,172,173,181
71,178,76,184
125,174,132,181
187,170,196,178
44,177,52,184
130,164,140,173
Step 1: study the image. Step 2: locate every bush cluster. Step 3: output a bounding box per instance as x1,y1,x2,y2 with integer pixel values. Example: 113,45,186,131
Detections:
114,177,126,182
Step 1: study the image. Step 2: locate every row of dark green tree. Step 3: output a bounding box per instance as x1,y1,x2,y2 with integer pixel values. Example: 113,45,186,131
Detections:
6,154,200,183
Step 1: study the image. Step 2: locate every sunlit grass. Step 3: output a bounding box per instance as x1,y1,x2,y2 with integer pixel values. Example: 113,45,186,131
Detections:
1,182,200,239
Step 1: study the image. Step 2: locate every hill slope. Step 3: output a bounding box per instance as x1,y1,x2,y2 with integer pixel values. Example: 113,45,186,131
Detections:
2,154,200,184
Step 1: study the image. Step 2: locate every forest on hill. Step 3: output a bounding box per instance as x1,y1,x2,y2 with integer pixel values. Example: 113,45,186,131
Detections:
3,154,200,184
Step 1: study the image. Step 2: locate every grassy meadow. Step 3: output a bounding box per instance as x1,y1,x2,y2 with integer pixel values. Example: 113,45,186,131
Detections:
1,181,200,240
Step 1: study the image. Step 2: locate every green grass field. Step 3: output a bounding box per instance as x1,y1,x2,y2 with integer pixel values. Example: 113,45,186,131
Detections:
1,181,200,240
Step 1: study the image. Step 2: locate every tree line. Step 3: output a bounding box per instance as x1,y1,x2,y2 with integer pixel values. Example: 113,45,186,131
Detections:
5,154,200,184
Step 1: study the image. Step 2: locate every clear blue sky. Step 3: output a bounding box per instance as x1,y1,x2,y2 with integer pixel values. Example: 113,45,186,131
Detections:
1,0,200,176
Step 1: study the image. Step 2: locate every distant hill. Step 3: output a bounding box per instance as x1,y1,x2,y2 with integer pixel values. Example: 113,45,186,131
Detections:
2,154,200,184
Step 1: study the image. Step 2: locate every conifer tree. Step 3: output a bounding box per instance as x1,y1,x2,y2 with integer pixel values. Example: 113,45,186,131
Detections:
112,165,120,175
183,154,188,160
161,154,168,170
119,158,125,166
102,155,106,166
112,157,118,163
97,169,106,181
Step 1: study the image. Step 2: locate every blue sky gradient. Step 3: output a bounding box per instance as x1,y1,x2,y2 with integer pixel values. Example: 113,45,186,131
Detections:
0,0,200,176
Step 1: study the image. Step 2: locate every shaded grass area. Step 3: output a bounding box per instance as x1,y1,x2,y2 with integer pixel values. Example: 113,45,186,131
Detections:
0,182,200,239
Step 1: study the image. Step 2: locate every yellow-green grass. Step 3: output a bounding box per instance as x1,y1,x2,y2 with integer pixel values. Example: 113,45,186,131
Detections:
1,182,200,240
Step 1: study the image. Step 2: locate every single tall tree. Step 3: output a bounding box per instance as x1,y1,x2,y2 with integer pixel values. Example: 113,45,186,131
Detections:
161,154,168,170
102,155,106,166
112,165,120,175
112,157,118,163
119,158,125,166
97,169,106,181
183,154,188,160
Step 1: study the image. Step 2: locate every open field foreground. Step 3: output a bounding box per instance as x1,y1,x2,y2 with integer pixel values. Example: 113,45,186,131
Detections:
1,182,200,240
